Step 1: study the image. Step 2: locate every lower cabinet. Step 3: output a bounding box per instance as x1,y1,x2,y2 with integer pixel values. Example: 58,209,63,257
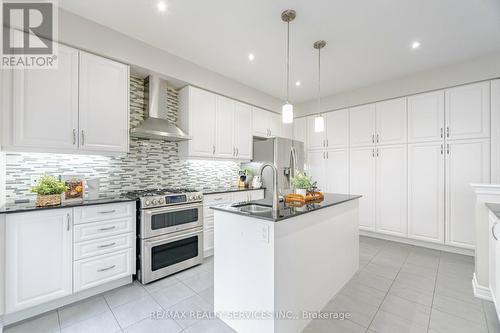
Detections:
349,147,376,231
5,209,73,313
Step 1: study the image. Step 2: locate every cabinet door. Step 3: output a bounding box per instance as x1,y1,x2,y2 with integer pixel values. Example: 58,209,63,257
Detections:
375,98,407,145
446,139,490,249
79,51,129,153
281,123,293,139
325,149,349,194
293,117,307,144
189,87,216,157
350,147,376,230
445,82,490,140
350,104,375,147
252,107,270,137
12,44,79,150
307,150,326,192
215,96,235,158
234,102,253,160
269,112,282,137
375,145,407,236
326,109,349,148
408,142,445,243
407,91,445,143
307,115,326,150
6,209,73,313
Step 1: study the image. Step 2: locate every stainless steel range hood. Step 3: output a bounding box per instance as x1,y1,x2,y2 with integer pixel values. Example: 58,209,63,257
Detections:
130,75,191,141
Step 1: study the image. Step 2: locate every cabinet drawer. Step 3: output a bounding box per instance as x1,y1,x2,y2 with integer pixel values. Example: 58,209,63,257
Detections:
74,249,133,292
74,202,135,225
204,193,232,206
74,233,134,260
74,217,134,242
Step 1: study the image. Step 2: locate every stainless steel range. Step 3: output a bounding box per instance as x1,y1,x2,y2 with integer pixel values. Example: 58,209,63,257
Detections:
126,188,204,284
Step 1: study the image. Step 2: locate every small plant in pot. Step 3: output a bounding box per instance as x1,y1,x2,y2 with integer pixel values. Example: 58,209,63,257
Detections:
31,175,68,207
291,172,312,197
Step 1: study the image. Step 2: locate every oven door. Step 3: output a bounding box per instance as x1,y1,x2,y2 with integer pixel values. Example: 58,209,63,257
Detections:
141,202,203,239
140,228,203,284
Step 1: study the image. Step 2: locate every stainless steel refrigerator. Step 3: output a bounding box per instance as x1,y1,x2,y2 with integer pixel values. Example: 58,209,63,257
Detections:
243,137,305,199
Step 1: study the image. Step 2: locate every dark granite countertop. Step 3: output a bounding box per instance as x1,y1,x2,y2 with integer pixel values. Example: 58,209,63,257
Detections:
200,187,265,195
486,203,500,220
210,193,361,222
0,196,136,214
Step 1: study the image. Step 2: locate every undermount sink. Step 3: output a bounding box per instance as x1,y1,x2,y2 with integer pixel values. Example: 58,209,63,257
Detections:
233,203,273,214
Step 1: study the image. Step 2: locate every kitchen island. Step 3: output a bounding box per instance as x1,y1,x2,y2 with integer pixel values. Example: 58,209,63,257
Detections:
211,193,361,333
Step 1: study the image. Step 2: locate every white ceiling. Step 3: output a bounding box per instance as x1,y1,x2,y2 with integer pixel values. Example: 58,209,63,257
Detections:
59,0,500,103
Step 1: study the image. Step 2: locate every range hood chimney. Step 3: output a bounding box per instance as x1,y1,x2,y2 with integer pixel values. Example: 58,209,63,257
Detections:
130,75,191,141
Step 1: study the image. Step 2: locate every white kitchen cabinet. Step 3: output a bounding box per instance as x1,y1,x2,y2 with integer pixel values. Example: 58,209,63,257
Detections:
446,139,490,249
5,209,73,313
78,52,129,153
307,115,326,150
234,102,253,160
293,117,307,144
350,104,376,147
375,98,407,145
408,142,445,243
349,147,376,231
215,96,235,158
375,145,407,237
445,81,490,140
252,107,281,138
269,112,282,137
407,91,445,143
179,86,217,158
489,212,500,318
281,123,293,139
11,44,79,151
307,150,327,191
325,149,349,194
326,109,349,148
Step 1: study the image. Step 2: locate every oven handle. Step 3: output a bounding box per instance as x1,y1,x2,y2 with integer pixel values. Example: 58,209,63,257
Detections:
143,202,203,216
144,229,203,247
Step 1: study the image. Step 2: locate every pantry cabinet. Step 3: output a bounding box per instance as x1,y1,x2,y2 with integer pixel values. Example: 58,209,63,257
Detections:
293,117,307,144
349,147,376,231
307,149,349,194
5,209,73,313
375,98,407,145
407,91,445,143
349,104,376,147
307,109,349,150
3,42,130,155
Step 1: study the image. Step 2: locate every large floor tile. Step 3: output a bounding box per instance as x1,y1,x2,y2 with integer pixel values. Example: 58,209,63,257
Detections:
303,318,367,333
434,283,482,306
352,270,394,293
198,287,214,305
362,262,400,280
387,280,434,307
395,271,436,291
339,281,387,307
369,310,428,333
379,295,430,326
181,270,214,293
58,296,110,328
122,317,182,333
432,294,485,324
105,282,149,308
112,295,163,328
60,311,120,333
4,311,60,333
399,262,438,279
323,293,379,328
483,300,500,333
183,318,236,333
151,281,196,309
429,308,488,333
143,275,179,293
168,294,212,329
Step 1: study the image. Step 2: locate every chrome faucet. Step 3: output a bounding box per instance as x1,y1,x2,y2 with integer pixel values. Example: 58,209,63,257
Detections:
259,162,279,211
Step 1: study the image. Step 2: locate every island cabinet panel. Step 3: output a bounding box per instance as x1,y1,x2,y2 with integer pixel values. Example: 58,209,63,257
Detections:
407,90,445,143
375,145,407,237
445,139,490,249
349,147,376,231
408,142,445,243
5,209,73,313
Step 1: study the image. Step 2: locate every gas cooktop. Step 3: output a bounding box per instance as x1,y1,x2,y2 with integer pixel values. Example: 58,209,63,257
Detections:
125,188,203,208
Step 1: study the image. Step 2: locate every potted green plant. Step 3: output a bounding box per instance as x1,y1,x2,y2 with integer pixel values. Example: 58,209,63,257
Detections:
291,172,312,197
31,175,68,207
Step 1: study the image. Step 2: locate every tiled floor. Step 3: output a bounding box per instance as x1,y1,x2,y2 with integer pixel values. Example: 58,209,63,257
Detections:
4,236,500,333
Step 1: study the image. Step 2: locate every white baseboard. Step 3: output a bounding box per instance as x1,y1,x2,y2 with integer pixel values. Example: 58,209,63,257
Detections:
204,249,214,258
360,230,475,256
473,273,493,301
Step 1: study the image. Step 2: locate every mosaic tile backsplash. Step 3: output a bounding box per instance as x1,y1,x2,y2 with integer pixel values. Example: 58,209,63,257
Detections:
4,76,240,202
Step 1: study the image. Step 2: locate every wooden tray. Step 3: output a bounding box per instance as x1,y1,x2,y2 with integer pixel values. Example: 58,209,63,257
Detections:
285,192,324,204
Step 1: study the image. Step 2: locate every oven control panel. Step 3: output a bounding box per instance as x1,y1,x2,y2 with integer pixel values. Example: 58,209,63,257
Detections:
141,192,203,208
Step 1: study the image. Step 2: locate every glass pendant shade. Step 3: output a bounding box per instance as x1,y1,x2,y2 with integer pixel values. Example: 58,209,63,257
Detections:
314,115,325,132
282,103,294,123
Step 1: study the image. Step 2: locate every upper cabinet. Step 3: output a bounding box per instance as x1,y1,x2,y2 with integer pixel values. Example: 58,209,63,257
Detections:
307,109,349,150
2,42,130,155
408,91,445,143
349,104,376,147
375,98,407,145
179,86,252,160
445,81,491,140
252,107,281,138
78,52,129,153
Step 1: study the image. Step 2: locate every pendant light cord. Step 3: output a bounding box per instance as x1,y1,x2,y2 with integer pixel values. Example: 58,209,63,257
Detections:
317,47,321,114
286,21,290,104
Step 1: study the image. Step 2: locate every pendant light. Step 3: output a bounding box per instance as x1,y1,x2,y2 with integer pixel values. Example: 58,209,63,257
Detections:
281,9,296,124
314,40,326,132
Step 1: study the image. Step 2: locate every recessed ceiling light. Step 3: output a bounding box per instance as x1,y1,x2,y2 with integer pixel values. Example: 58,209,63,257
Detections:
248,53,255,61
157,1,168,13
411,41,421,49
295,81,301,87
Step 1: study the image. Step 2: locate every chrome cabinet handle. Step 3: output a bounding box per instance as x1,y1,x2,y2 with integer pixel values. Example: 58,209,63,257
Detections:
372,148,375,157
98,242,116,248
376,134,380,143
98,226,116,231
440,128,443,139
66,213,70,231
212,145,215,154
440,144,444,155
213,197,223,201
493,223,499,241
376,148,379,157
233,147,235,156
446,144,450,155
236,147,239,156
72,129,77,145
97,265,116,272
99,210,116,214
326,139,329,147
372,134,375,143
326,151,329,159
81,130,85,146
446,127,450,138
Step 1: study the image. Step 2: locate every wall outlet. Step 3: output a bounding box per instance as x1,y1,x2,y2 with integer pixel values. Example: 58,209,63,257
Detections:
30,175,40,187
